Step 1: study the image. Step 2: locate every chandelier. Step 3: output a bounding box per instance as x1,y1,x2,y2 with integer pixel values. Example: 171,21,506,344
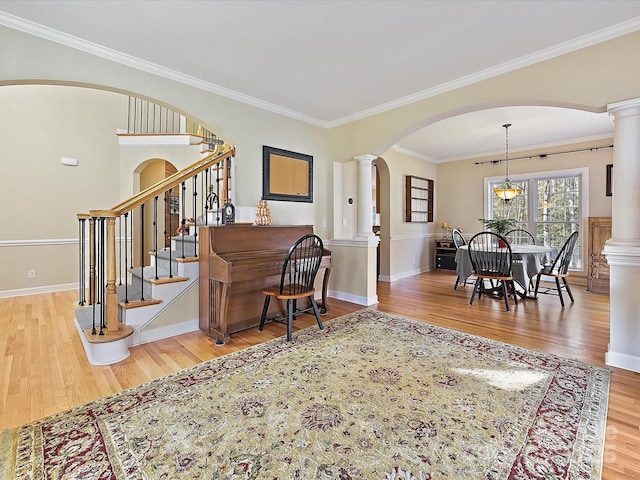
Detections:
493,123,522,201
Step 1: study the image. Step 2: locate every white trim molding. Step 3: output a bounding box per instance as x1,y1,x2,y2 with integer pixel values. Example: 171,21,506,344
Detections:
0,238,77,247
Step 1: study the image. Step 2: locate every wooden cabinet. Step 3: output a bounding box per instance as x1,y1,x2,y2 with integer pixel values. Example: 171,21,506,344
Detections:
435,240,457,270
405,175,433,223
588,217,611,294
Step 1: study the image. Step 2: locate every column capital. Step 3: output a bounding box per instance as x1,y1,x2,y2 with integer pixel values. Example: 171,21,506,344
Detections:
607,97,640,116
354,154,377,164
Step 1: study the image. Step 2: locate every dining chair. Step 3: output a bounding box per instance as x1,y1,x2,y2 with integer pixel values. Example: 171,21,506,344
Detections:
533,231,579,307
505,228,535,293
259,234,325,341
505,228,536,245
452,228,469,289
467,231,518,311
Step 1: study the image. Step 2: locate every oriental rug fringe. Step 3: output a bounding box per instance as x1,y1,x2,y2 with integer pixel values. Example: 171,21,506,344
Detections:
1,309,610,479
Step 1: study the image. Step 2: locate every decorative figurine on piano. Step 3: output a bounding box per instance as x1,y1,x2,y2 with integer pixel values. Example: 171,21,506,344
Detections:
254,199,273,226
222,201,235,225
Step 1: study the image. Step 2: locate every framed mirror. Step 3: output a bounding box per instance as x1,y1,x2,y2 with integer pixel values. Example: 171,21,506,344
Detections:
262,145,313,203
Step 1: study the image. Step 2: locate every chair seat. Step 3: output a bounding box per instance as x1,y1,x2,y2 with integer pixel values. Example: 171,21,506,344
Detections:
263,285,315,299
540,265,553,275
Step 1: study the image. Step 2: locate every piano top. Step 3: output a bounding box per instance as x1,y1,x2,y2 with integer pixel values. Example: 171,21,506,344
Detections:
200,224,316,256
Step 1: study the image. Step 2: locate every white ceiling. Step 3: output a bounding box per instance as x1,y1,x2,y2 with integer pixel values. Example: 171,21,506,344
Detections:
1,0,639,162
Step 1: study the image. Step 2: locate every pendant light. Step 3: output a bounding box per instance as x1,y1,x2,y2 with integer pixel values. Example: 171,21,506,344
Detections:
493,123,522,201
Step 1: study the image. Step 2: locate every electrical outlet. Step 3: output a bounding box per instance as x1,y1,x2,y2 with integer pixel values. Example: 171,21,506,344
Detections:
28,269,36,279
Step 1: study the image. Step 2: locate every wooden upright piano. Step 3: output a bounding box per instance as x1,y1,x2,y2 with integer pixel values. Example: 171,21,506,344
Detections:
198,225,331,344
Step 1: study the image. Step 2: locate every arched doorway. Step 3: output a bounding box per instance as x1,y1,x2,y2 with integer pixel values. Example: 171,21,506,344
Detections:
134,159,178,265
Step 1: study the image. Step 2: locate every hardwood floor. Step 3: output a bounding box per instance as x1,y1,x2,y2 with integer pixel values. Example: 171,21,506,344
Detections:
1,270,638,478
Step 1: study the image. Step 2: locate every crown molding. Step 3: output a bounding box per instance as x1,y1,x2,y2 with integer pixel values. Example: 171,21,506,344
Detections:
391,145,436,162
327,17,640,128
0,11,328,128
2,11,640,129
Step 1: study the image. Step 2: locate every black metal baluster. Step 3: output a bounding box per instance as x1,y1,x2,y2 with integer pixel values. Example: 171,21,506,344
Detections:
91,216,97,334
216,162,222,224
130,209,134,276
99,217,105,335
78,217,85,306
204,167,210,226
124,212,129,304
168,188,173,274
180,181,186,261
192,174,198,258
153,196,159,280
140,204,145,301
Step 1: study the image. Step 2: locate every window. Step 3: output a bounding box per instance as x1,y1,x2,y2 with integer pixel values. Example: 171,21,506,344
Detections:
486,168,587,270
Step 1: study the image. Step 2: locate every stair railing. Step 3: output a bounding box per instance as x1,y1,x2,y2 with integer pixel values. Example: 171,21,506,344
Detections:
77,144,235,336
125,96,223,148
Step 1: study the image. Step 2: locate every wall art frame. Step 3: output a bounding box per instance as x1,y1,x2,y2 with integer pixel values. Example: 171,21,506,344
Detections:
262,145,313,203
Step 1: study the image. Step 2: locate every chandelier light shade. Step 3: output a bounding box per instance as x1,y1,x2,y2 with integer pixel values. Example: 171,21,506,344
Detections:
493,123,522,201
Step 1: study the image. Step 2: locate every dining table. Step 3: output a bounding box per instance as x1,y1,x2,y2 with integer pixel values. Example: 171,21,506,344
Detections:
455,244,557,299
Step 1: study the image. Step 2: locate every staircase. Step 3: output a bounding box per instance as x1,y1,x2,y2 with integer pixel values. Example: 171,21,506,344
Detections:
74,100,236,364
74,234,200,365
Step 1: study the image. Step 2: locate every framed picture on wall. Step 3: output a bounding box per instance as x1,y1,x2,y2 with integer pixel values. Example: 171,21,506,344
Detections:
606,164,613,197
262,146,313,203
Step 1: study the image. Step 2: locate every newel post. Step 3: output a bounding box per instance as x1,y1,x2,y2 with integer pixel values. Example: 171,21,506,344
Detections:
90,209,120,333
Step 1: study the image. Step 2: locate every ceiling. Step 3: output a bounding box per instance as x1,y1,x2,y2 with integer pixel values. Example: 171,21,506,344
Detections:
2,0,640,162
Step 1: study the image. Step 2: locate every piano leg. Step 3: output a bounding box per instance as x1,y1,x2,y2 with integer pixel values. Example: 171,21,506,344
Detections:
209,281,231,346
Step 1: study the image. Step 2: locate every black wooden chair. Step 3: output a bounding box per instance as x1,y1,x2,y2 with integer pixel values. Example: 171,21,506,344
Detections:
259,234,325,341
452,228,469,290
505,228,536,293
467,231,518,311
534,231,579,307
505,228,536,245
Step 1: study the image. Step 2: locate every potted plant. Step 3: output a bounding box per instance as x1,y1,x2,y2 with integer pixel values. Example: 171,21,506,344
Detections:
478,218,518,246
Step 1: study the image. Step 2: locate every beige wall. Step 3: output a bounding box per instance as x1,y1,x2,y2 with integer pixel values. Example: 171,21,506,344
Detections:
0,22,636,299
0,85,125,292
377,149,437,280
328,30,640,163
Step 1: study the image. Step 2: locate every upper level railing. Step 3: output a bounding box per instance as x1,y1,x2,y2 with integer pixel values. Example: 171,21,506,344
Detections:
124,96,223,149
77,142,236,337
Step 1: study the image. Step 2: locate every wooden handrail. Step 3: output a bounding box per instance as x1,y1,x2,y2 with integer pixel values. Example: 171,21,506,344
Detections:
111,144,235,214
78,143,236,336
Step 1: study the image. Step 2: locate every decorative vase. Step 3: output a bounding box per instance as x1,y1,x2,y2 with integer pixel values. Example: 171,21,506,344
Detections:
255,199,273,225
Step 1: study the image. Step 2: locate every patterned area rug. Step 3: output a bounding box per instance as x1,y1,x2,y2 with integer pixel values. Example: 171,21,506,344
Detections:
1,309,610,479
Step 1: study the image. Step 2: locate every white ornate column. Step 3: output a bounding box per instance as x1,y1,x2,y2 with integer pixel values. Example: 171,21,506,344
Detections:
325,154,379,307
355,154,376,238
604,98,640,372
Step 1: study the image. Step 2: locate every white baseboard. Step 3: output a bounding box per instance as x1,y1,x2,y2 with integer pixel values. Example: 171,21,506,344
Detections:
328,290,378,306
605,349,640,373
379,266,431,283
138,319,200,345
